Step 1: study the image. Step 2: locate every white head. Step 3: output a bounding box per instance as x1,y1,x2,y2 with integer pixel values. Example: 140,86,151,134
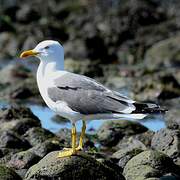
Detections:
20,40,64,65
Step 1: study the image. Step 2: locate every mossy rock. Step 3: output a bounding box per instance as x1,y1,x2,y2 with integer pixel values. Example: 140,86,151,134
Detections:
0,165,22,180
145,34,180,69
151,128,180,163
8,150,40,169
25,151,125,180
23,127,55,146
123,150,180,180
97,120,148,147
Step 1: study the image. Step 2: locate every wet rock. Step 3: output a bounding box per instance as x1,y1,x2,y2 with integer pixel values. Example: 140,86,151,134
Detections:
97,158,123,173
0,148,23,164
0,105,39,123
165,109,180,130
163,97,180,110
0,64,32,84
0,32,18,59
16,169,28,179
0,165,22,180
25,151,125,180
8,150,40,169
116,136,147,151
0,130,30,149
65,58,103,78
16,4,40,23
157,74,180,100
123,150,180,180
112,133,149,168
145,34,180,69
97,120,148,147
0,64,41,102
23,127,55,146
0,118,41,136
111,147,143,168
151,128,180,164
132,72,180,101
132,130,155,148
30,139,63,158
7,76,40,101
116,130,154,150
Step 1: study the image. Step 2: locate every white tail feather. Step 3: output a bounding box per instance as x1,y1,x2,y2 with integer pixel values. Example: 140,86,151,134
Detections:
113,113,147,120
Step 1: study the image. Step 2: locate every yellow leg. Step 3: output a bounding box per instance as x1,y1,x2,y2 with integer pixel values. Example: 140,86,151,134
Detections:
57,123,77,158
77,120,86,150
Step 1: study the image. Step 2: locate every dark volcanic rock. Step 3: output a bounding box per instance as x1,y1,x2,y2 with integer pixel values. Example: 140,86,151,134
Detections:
0,165,22,180
151,128,180,164
145,34,180,69
111,147,143,168
165,109,180,130
0,106,39,122
97,120,148,147
30,139,63,158
0,64,41,102
8,150,40,169
0,130,30,149
116,130,154,150
0,118,41,135
25,151,125,180
23,127,55,146
123,150,180,180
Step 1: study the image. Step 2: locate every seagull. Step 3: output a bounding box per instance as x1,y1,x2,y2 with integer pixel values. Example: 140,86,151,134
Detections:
20,40,165,157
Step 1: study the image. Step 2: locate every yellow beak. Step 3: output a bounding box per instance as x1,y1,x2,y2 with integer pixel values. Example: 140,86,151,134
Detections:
20,50,39,58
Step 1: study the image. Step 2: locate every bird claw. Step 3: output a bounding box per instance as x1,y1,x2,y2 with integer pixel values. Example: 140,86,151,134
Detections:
57,148,77,158
57,147,83,158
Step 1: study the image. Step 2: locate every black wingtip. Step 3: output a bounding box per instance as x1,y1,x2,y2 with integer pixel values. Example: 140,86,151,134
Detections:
132,102,168,114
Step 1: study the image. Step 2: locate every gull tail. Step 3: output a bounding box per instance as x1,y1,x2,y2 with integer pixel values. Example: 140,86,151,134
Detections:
113,102,167,120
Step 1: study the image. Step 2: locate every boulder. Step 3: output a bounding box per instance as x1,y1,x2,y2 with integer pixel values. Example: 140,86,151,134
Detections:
30,139,63,158
0,165,22,180
0,64,41,102
0,118,41,135
25,151,125,180
97,120,148,147
0,32,18,59
145,34,180,69
123,150,180,180
111,147,143,168
151,128,180,164
8,150,40,169
0,106,39,123
0,130,30,149
165,109,180,130
116,130,154,150
23,127,55,146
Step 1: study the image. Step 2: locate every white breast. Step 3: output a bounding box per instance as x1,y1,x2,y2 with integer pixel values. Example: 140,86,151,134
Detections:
36,62,82,122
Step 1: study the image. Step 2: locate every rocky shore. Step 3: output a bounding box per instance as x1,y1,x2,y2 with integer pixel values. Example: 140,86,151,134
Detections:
0,105,178,180
0,0,180,179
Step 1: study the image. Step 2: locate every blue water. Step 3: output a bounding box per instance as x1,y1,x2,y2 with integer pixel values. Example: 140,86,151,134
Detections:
30,105,165,133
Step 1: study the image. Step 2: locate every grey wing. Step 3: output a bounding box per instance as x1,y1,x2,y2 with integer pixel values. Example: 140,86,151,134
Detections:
48,72,135,115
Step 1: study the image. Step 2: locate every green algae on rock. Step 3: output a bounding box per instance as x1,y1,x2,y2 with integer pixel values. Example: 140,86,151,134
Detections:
25,151,125,180
0,165,22,180
123,150,180,180
97,120,148,147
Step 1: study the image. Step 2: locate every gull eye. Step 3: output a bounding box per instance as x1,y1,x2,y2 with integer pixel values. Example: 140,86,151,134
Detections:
44,46,50,49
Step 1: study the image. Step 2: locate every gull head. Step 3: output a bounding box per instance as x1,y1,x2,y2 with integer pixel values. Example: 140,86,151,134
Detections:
20,40,64,62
